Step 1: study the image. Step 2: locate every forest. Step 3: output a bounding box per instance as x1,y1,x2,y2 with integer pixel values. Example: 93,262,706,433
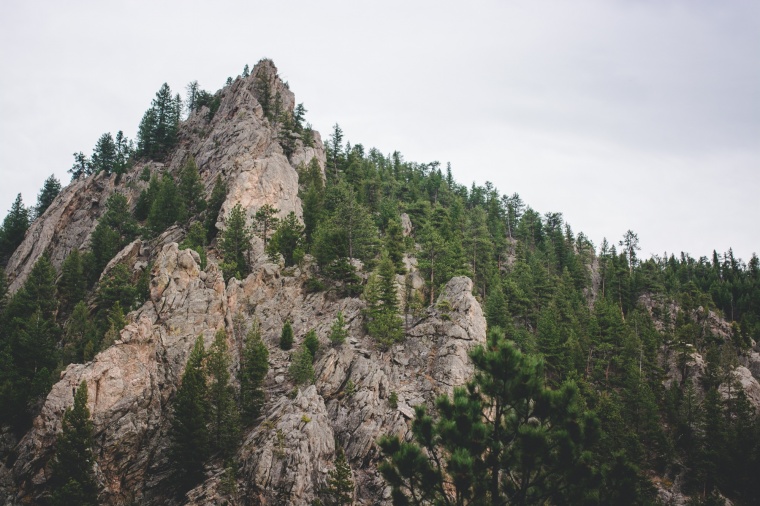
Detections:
0,63,759,505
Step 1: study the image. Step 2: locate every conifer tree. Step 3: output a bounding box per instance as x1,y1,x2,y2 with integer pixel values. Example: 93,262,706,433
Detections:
90,133,117,175
204,176,227,241
253,204,279,248
267,211,305,266
303,329,319,360
289,346,314,385
279,320,294,350
219,203,253,281
170,336,209,495
0,193,29,266
178,156,206,220
34,174,62,219
207,330,240,459
50,381,99,506
239,319,269,421
328,311,348,346
147,174,185,236
379,336,599,505
322,446,354,506
57,249,86,315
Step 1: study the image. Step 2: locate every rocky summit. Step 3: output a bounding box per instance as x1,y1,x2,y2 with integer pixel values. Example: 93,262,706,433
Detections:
1,59,759,506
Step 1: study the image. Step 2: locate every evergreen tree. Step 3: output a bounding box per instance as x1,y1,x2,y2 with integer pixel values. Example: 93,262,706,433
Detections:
170,336,209,495
303,328,319,359
253,204,279,248
204,176,227,241
69,151,91,180
134,174,160,221
239,319,269,421
267,211,304,266
57,249,86,315
0,193,29,265
147,174,185,236
219,203,253,281
328,311,348,346
90,133,117,175
279,320,294,350
379,336,599,505
289,346,314,385
137,83,181,159
89,193,139,282
178,156,206,220
207,330,240,459
50,381,99,506
62,301,97,364
34,174,62,219
322,446,354,506
363,255,403,348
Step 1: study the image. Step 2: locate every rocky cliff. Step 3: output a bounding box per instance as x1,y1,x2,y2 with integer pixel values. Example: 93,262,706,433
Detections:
0,60,486,505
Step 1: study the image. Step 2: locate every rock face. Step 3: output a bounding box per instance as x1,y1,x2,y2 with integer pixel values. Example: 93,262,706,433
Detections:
4,59,325,294
2,58,487,505
11,244,228,504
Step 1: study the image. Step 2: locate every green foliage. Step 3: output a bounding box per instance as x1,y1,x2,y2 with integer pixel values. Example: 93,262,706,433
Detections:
89,193,138,283
266,211,304,266
0,255,60,430
57,249,86,315
379,337,599,505
279,320,294,350
253,204,279,248
179,222,208,270
170,336,209,495
50,381,99,506
34,174,61,219
388,391,398,409
0,193,29,266
303,329,320,360
178,156,206,220
219,203,253,281
137,83,181,160
289,346,314,385
328,311,348,346
207,330,240,459
147,174,185,236
363,255,404,349
321,446,354,506
204,176,227,242
239,319,269,421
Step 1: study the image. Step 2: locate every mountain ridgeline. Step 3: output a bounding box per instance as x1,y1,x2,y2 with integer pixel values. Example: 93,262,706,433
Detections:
0,59,759,505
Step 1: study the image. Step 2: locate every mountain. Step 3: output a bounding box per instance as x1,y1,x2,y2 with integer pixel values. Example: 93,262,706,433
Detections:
1,59,759,505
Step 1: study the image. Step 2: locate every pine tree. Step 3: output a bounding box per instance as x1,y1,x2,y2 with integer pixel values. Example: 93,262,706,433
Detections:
178,156,206,220
170,336,209,495
57,249,86,315
267,211,304,266
204,176,227,241
328,311,348,346
303,329,319,359
253,204,279,248
0,193,29,266
207,330,240,459
69,151,91,180
219,203,253,281
379,335,599,505
322,446,354,506
279,320,294,350
90,133,117,175
147,174,185,236
239,319,269,421
50,381,99,506
34,174,62,219
289,346,314,385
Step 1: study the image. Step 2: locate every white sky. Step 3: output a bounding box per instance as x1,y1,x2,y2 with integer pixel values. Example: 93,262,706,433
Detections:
1,0,758,262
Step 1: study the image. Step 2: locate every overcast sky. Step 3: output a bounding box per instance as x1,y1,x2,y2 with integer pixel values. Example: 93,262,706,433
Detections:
1,0,758,262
